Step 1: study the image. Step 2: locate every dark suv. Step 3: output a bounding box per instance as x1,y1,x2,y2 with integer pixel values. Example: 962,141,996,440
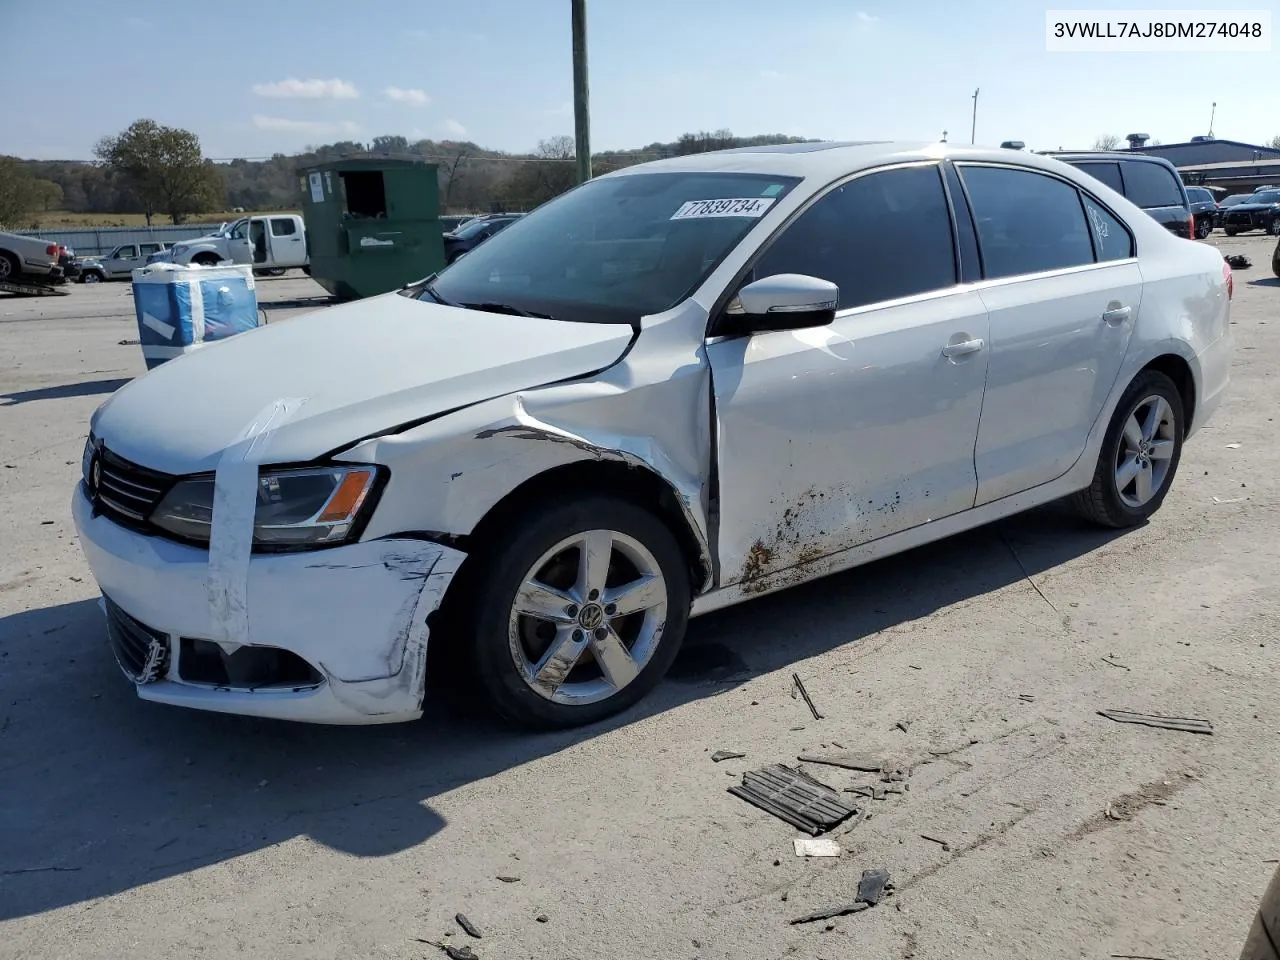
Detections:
1184,187,1219,238
1221,189,1280,236
1045,152,1195,240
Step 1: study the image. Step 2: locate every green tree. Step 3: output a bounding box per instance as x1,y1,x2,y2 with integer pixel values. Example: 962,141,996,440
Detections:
32,179,63,211
94,119,224,225
0,155,39,227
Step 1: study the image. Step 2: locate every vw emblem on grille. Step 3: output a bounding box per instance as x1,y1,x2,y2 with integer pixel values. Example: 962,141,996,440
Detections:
88,453,102,503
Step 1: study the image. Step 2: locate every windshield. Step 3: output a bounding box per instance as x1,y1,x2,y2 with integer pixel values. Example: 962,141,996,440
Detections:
425,171,800,324
1223,195,1251,206
1250,191,1280,204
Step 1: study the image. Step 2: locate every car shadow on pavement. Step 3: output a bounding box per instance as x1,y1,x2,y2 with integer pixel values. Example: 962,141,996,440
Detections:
0,504,1130,922
1,378,132,406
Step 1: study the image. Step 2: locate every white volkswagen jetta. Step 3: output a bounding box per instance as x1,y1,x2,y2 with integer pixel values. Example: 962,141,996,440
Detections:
73,142,1233,728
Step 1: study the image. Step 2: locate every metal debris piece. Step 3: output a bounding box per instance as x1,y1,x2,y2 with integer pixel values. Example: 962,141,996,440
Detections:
728,763,858,835
1101,656,1131,671
496,875,520,883
797,751,882,773
1097,710,1213,735
792,673,823,720
790,901,871,924
535,915,549,923
1018,694,1036,702
711,750,747,762
921,834,952,852
455,914,482,938
1226,442,1242,449
1212,496,1245,504
417,940,478,960
857,868,890,906
894,721,910,733
794,836,841,857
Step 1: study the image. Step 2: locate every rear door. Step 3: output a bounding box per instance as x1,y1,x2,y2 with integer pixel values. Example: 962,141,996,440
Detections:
957,163,1142,505
267,217,306,266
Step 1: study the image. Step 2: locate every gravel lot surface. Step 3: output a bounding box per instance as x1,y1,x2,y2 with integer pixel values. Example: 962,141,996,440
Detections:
1,244,1277,960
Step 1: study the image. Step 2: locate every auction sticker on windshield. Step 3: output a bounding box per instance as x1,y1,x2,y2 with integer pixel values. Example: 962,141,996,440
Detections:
670,197,776,220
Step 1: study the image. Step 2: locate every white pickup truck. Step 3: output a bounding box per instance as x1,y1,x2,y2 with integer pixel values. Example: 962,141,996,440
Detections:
0,230,63,283
155,214,308,275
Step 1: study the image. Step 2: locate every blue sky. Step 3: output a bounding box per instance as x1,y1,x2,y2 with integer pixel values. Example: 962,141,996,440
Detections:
1,0,1276,160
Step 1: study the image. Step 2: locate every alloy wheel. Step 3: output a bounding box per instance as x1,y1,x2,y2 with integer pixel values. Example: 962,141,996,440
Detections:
507,529,668,706
1114,395,1177,508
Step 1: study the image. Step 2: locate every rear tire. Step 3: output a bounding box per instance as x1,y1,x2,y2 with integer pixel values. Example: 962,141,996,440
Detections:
1196,219,1213,239
1071,370,1184,528
0,251,18,281
1269,217,1280,237
463,494,691,730
1224,226,1240,237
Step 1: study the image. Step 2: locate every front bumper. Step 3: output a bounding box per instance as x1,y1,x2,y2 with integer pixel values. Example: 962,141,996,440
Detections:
71,488,465,725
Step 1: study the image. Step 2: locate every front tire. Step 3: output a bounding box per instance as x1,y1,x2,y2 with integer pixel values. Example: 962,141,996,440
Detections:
81,271,103,283
1268,217,1280,237
1196,218,1213,239
465,495,691,729
1224,226,1240,237
1071,370,1184,528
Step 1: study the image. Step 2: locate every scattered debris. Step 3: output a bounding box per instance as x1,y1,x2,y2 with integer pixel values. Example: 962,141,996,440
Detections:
1110,955,1170,960
790,901,870,925
894,721,910,734
928,739,980,757
908,664,922,670
856,868,890,906
790,726,806,732
1226,442,1242,449
118,338,140,346
1224,254,1251,269
792,673,823,720
882,769,907,782
711,750,746,762
1018,694,1036,702
39,520,53,525
794,836,841,857
729,764,858,835
535,915,549,923
1212,496,1245,504
496,875,520,883
455,914,482,939
920,834,952,852
1098,710,1213,735
1101,656,1131,671
797,751,882,773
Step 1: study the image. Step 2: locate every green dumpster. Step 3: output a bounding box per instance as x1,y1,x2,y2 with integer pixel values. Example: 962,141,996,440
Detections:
299,158,446,300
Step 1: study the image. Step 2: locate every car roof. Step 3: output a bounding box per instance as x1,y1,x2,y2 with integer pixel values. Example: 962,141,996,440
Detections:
599,141,1096,182
1044,151,1178,168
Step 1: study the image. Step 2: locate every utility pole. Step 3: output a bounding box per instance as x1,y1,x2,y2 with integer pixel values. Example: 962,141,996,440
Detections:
970,88,979,145
1208,101,1216,138
571,0,591,183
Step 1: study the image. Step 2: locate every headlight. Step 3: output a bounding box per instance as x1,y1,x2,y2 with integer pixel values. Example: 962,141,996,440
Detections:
150,465,381,548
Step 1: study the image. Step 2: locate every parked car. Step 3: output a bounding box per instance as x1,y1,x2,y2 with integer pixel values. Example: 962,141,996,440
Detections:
1221,189,1280,236
1045,152,1195,240
442,214,521,263
76,258,108,283
0,230,63,282
92,242,172,279
1216,193,1255,227
1184,187,1219,238
149,215,307,275
73,142,1232,729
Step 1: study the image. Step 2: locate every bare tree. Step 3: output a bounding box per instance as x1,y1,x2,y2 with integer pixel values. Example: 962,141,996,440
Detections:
1270,134,1280,150
439,148,470,212
1092,134,1122,151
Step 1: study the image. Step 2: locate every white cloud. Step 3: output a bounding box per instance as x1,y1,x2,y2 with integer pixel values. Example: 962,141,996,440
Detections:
252,115,362,136
760,68,784,81
251,77,359,100
442,118,468,137
384,86,431,106
856,10,879,22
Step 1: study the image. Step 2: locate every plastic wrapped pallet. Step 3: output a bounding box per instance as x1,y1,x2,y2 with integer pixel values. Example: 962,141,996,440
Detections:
130,263,260,370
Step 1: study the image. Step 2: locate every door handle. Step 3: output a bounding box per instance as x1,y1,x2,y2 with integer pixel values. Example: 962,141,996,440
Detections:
1102,305,1131,324
942,338,985,359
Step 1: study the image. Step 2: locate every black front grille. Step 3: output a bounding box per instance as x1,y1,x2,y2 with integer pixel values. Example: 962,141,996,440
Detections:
94,448,175,527
104,595,170,683
1226,212,1257,226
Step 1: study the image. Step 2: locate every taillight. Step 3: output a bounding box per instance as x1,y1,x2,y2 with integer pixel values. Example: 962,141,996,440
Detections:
45,244,57,256
1223,260,1234,300
1188,213,1196,239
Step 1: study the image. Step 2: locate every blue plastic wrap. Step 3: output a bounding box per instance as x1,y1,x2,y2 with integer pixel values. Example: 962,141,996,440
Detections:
131,265,259,369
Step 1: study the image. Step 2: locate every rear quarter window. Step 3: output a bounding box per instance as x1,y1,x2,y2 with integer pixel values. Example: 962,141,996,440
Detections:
1073,162,1124,195
1121,161,1184,209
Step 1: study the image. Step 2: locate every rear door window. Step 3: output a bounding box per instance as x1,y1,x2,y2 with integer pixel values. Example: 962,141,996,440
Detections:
958,165,1095,279
1121,161,1184,209
1073,161,1124,195
751,164,957,310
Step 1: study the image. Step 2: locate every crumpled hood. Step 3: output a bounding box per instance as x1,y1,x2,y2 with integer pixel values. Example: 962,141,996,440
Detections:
92,293,635,475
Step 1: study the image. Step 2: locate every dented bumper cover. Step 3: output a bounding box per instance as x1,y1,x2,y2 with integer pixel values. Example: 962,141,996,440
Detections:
71,490,463,725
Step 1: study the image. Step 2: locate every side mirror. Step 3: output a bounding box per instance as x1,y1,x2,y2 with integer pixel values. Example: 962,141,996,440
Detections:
723,274,839,333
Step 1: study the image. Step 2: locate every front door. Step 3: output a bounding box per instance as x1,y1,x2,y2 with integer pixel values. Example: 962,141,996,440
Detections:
267,217,306,266
106,245,139,277
226,219,253,264
249,220,267,264
955,164,1141,505
706,163,990,588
